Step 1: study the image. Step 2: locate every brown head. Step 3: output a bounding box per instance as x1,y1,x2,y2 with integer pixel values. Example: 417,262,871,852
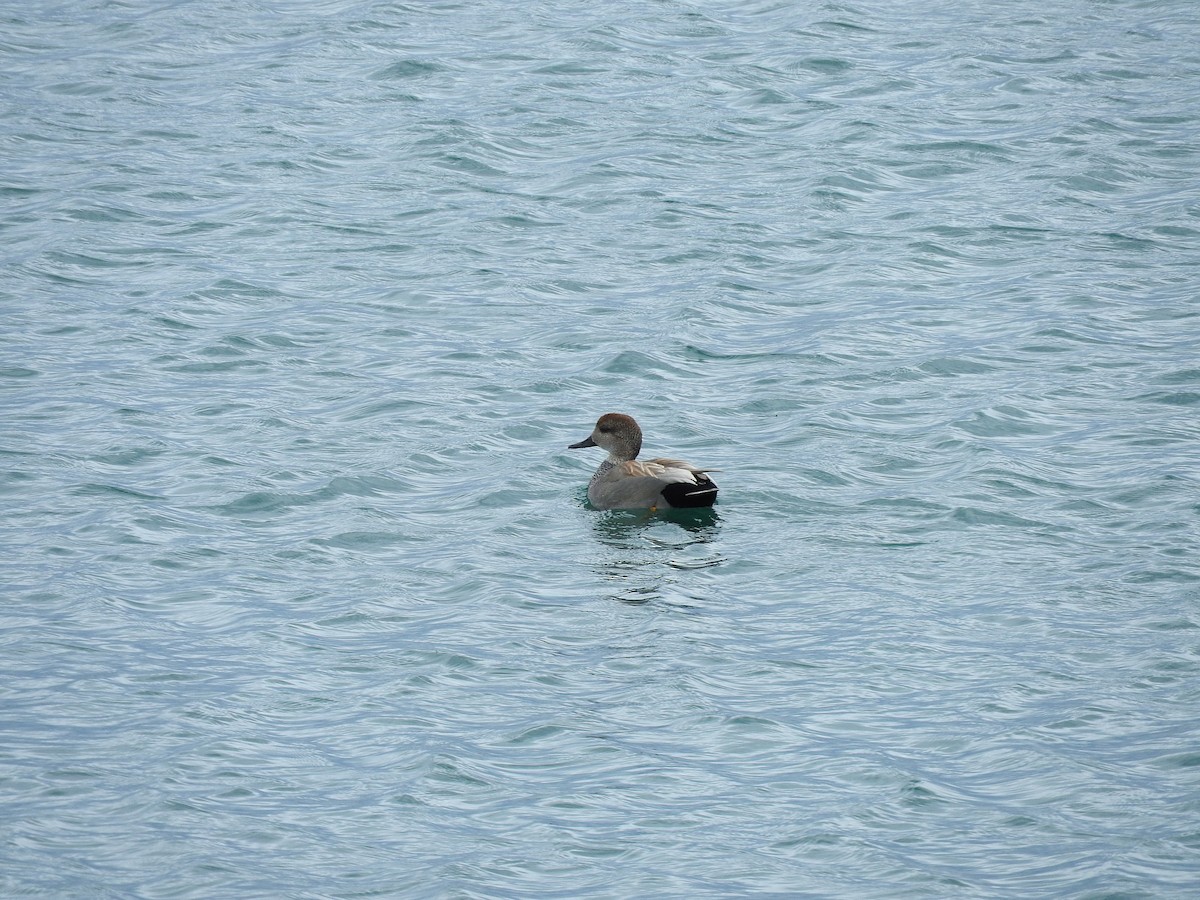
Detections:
567,412,643,461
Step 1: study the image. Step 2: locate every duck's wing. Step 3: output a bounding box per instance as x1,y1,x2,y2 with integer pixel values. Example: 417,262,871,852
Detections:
639,458,719,479
585,461,689,509
590,459,719,509
624,459,696,484
634,459,718,508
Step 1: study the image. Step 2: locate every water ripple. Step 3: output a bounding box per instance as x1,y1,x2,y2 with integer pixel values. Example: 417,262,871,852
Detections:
3,0,1200,896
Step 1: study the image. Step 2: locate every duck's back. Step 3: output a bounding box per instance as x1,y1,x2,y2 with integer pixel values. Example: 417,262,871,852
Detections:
587,459,718,509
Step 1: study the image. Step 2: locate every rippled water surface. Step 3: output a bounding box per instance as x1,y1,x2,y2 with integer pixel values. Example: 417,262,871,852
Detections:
3,0,1200,896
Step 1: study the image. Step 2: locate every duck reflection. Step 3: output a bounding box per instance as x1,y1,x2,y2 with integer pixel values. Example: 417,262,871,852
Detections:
585,506,723,604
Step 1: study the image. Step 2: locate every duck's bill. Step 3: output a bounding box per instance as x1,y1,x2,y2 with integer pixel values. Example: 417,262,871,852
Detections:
568,436,596,449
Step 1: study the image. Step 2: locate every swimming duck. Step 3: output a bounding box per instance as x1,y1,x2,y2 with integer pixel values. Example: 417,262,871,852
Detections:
568,413,719,510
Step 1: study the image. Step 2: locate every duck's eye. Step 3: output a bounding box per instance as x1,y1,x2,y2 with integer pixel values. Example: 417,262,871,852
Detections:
598,426,610,434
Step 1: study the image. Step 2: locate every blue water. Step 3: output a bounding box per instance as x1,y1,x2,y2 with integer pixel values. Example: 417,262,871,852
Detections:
3,0,1200,896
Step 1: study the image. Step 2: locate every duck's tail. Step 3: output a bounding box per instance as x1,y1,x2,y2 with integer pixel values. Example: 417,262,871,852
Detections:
661,474,718,508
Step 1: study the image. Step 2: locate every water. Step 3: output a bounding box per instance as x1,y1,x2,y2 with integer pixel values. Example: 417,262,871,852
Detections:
3,0,1199,896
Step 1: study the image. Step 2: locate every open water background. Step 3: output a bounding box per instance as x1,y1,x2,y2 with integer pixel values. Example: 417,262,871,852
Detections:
3,0,1200,896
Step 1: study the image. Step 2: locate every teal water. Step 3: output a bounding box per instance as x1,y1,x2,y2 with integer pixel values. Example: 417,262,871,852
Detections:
3,0,1200,896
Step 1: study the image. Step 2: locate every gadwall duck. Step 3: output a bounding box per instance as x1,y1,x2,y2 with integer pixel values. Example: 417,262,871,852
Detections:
568,413,719,510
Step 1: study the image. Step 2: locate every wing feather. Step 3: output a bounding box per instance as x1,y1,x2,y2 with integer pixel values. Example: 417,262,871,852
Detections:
622,459,697,484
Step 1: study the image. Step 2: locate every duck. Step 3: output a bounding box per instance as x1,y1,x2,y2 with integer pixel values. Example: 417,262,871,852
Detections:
567,412,719,510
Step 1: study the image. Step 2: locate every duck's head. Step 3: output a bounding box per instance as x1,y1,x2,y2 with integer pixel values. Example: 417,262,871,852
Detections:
568,412,643,461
